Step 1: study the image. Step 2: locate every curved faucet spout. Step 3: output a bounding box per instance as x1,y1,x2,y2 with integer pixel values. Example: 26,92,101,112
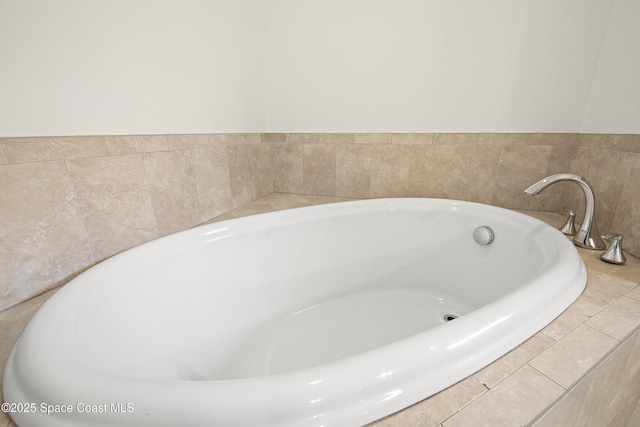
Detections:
524,173,605,250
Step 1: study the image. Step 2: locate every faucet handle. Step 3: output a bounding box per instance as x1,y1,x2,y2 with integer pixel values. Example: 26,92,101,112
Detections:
559,207,577,236
600,233,626,265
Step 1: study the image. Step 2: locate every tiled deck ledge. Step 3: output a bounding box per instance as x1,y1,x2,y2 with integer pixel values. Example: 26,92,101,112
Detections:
1,193,639,427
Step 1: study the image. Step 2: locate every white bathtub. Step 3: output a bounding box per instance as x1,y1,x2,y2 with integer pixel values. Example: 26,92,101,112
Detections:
3,198,586,427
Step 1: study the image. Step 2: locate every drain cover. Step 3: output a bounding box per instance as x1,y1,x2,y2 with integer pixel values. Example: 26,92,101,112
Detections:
443,314,458,322
473,226,495,245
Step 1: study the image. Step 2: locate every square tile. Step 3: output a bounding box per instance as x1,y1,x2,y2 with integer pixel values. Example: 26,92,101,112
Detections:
443,365,563,427
529,324,619,388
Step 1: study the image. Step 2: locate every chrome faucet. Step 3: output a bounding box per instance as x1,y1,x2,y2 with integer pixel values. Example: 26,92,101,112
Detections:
524,173,605,250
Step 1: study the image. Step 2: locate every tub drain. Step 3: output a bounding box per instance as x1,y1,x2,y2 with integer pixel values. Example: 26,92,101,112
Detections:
444,314,458,322
473,226,495,245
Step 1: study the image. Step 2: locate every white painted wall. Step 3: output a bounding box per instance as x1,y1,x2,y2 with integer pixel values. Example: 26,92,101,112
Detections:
0,0,268,136
580,0,640,134
262,0,613,133
0,0,637,136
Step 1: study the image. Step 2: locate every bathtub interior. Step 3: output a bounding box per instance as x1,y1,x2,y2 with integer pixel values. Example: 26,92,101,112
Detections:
35,199,557,383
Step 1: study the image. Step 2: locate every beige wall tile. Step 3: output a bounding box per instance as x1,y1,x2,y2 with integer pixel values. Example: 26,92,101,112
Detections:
408,144,500,203
261,133,286,143
372,377,486,427
370,144,411,197
624,332,640,405
528,133,580,147
619,330,640,384
627,286,640,302
192,146,233,221
205,195,341,224
166,134,209,150
0,162,94,311
435,133,479,145
1,136,108,164
227,143,256,208
319,133,355,144
477,133,528,146
209,133,261,145
578,247,640,283
336,144,372,198
259,193,315,210
303,143,336,196
575,332,640,427
67,155,159,262
209,133,243,145
612,155,640,257
580,271,638,310
540,300,594,340
529,324,619,388
355,133,392,144
580,134,620,149
253,143,274,199
0,144,7,165
474,332,555,388
205,194,358,224
299,194,359,205
492,145,554,210
606,396,638,427
408,145,455,198
586,149,637,232
617,135,640,153
272,142,303,193
391,133,433,145
203,210,235,223
567,145,594,172
238,133,261,144
105,135,169,155
586,296,640,340
626,403,640,427
532,373,592,427
443,365,563,427
286,133,319,143
450,145,501,204
221,202,277,220
143,151,201,236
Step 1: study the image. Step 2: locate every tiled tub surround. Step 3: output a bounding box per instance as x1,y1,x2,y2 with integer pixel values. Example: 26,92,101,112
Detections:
0,134,274,311
1,194,640,427
1,133,639,312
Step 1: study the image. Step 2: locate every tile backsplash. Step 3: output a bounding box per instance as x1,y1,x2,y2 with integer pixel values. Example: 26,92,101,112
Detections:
0,134,273,311
1,133,638,311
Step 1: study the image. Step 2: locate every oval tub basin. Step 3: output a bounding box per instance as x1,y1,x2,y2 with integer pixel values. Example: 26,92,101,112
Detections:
3,198,586,426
